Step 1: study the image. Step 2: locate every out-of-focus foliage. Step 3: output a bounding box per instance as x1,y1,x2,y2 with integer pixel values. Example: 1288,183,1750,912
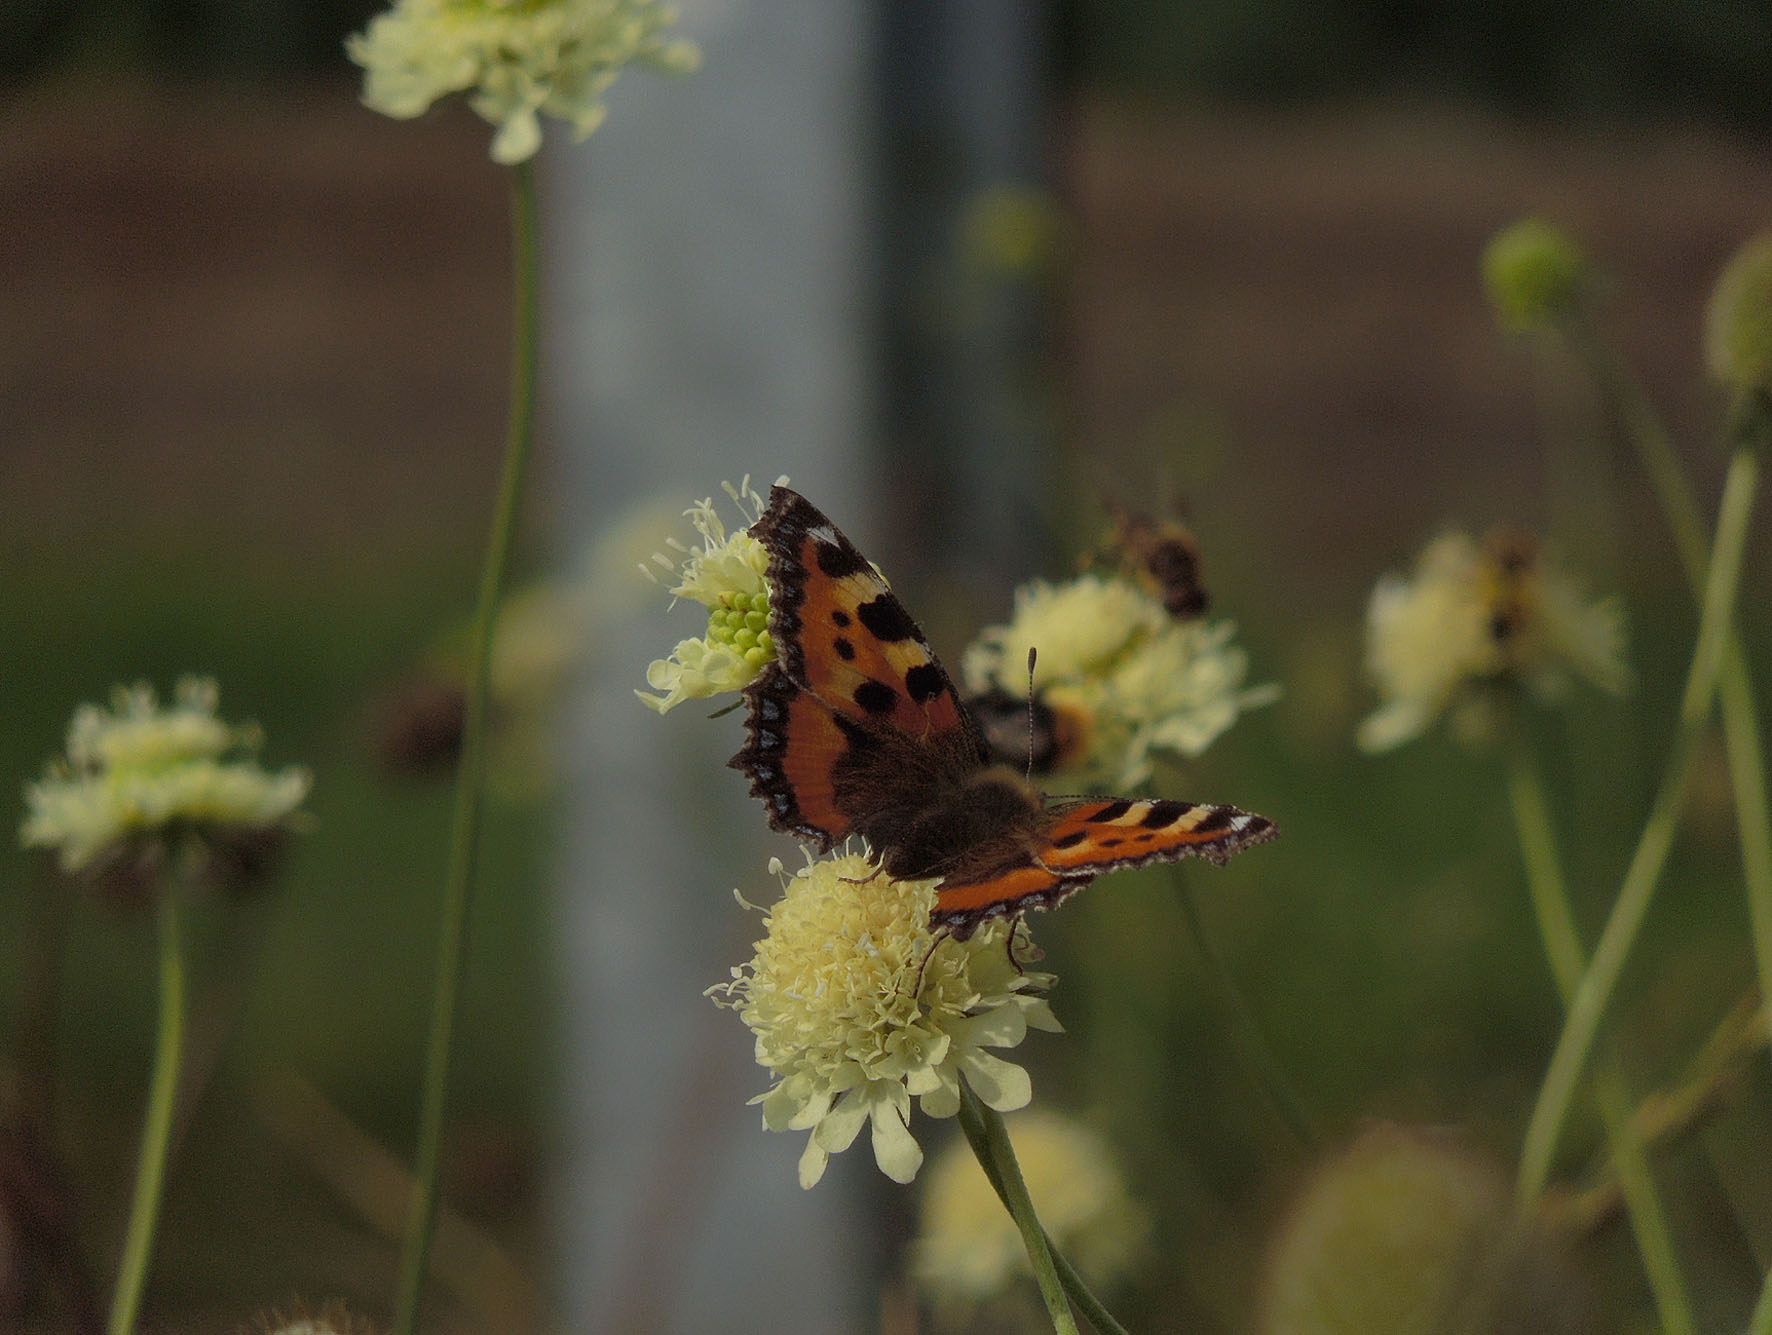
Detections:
5,0,1772,134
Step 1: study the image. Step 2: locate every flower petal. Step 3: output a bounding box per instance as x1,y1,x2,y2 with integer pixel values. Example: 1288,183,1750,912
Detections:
960,1051,1032,1112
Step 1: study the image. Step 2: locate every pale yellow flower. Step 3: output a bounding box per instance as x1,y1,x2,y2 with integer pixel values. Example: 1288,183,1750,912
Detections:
963,574,1276,786
1359,529,1629,752
347,0,699,165
710,852,1061,1189
254,1298,379,1335
21,678,310,880
912,1111,1149,1312
637,479,777,714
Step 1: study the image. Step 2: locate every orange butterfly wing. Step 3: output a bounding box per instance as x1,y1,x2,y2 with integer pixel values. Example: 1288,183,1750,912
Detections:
731,486,984,849
930,797,1275,935
730,486,1278,937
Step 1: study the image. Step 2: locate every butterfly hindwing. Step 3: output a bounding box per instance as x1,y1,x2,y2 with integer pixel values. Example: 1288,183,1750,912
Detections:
733,664,856,847
929,797,1275,936
1036,797,1274,872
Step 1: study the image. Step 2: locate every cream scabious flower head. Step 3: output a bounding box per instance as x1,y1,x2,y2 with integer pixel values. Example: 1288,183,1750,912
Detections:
912,1110,1150,1313
347,0,699,165
710,851,1061,1189
1358,529,1629,753
21,677,311,892
962,574,1278,787
637,479,777,714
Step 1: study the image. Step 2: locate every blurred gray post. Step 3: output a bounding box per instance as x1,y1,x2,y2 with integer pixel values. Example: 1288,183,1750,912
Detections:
548,5,872,1332
549,3,1048,1332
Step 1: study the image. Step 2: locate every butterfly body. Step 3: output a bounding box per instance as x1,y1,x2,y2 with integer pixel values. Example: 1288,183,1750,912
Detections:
732,486,1273,937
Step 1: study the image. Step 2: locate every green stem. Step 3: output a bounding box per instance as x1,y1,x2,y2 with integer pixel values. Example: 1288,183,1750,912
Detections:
1517,449,1757,1205
1505,737,1694,1334
391,157,540,1335
1165,866,1316,1148
107,890,187,1335
954,1082,1082,1335
1571,321,1772,1075
1566,324,1710,586
1724,645,1772,1052
952,1092,1130,1335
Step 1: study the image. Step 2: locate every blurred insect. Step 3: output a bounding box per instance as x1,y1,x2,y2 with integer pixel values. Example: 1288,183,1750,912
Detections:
1106,508,1211,621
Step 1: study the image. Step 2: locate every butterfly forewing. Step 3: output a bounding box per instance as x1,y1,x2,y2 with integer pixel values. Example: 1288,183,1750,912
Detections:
754,488,977,746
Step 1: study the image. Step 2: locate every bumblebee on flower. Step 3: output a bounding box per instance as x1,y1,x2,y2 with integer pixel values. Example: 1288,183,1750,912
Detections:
961,569,1279,789
1358,526,1630,752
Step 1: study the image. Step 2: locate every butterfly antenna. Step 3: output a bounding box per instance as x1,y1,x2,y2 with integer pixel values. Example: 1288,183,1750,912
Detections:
1024,646,1039,782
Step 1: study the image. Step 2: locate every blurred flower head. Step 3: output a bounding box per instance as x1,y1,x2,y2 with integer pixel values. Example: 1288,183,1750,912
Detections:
1706,232,1772,397
638,479,777,714
21,678,311,897
253,1298,380,1334
1482,219,1592,334
911,1110,1149,1315
1257,1123,1589,1335
710,851,1061,1189
963,574,1277,787
347,0,699,165
1358,528,1629,752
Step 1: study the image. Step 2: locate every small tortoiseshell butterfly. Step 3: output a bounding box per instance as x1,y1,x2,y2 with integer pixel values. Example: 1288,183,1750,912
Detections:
730,486,1275,938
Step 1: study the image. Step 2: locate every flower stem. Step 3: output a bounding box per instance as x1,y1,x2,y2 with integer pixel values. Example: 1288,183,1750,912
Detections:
1517,447,1758,1205
391,156,540,1335
954,1081,1088,1335
1165,865,1316,1148
1569,322,1772,1072
107,888,187,1335
1504,734,1694,1334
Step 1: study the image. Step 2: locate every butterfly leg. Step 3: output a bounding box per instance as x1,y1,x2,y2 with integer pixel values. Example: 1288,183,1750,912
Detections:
837,860,887,888
902,926,953,1003
1004,917,1047,974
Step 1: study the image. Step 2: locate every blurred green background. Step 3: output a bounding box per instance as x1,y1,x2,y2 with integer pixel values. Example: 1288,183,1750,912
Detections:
4,2,1772,1331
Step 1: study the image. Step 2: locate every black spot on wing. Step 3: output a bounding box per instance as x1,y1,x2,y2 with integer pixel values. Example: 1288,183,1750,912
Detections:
1140,800,1187,828
1051,831,1088,850
853,679,898,715
1092,799,1134,823
814,538,869,579
833,637,855,661
904,663,946,703
831,609,851,627
856,594,919,643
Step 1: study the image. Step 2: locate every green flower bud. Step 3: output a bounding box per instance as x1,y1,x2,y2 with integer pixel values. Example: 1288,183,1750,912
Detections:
1482,220,1590,333
1706,233,1772,396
